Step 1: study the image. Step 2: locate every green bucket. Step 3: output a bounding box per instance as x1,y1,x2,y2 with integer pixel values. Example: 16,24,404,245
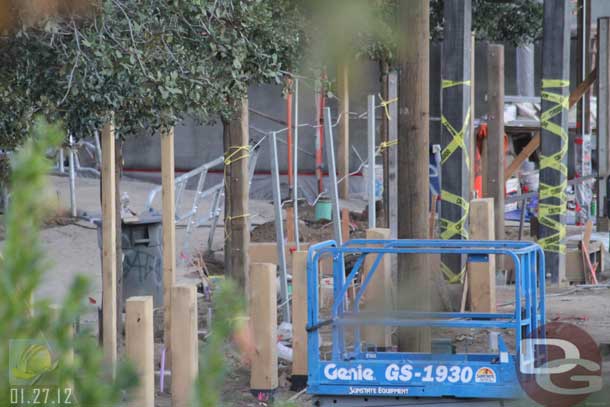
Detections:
315,199,333,221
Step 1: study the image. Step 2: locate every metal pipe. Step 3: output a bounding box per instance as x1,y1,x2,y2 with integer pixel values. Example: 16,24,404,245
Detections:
270,131,290,322
323,107,343,244
367,94,376,229
293,78,301,250
68,134,77,217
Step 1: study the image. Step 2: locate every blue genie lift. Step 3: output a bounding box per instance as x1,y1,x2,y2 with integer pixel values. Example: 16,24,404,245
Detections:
306,239,546,406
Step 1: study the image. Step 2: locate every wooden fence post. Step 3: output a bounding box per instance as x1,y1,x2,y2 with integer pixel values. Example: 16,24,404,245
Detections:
467,198,496,312
171,285,198,407
162,127,176,361
101,120,117,370
249,263,278,397
291,251,308,390
126,296,154,407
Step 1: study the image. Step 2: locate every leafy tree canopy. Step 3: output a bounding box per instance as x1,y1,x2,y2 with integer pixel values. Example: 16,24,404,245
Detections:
0,0,303,147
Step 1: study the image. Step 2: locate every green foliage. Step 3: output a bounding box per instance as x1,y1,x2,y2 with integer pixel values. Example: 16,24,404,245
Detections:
0,118,137,406
0,0,304,147
431,0,544,46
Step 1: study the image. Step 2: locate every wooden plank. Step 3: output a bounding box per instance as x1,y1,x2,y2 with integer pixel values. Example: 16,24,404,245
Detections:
440,0,472,278
161,127,176,360
223,98,250,290
171,285,198,407
126,296,154,407
101,120,117,370
285,206,295,243
249,263,278,392
248,242,309,265
397,0,431,353
467,198,496,312
487,44,505,241
362,228,392,348
291,251,308,387
539,0,571,285
341,208,350,241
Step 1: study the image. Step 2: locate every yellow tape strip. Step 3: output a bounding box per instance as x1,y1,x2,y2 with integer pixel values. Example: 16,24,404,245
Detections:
378,94,398,121
440,262,466,284
440,190,469,240
224,145,250,166
380,140,398,150
441,107,471,170
537,79,569,254
442,80,471,89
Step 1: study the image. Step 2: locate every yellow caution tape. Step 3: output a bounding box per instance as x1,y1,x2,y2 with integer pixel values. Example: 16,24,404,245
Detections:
224,145,250,166
442,80,471,89
440,190,469,240
440,262,466,284
378,94,398,121
538,79,569,254
379,140,398,150
441,107,471,170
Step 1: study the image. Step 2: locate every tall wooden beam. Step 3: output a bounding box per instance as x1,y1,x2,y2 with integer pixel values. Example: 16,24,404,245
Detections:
397,0,431,352
486,44,505,241
223,98,250,290
597,18,610,230
161,127,176,359
101,120,117,370
290,251,308,390
440,0,472,280
538,0,570,285
337,62,350,200
467,199,496,312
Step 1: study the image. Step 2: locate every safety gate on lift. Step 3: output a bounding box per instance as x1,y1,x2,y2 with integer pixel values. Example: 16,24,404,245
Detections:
306,239,546,402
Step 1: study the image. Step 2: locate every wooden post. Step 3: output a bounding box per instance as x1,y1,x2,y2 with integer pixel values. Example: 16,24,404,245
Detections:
440,0,472,280
223,98,250,290
171,285,198,407
126,296,154,407
362,228,391,348
467,199,496,312
291,251,308,389
161,127,176,360
249,263,278,394
486,44,505,242
397,0,431,352
101,120,117,370
538,0,570,285
470,33,476,196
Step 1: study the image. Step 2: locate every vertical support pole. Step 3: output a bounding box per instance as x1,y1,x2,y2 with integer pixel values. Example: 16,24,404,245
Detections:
315,75,326,194
249,263,278,395
293,79,301,250
362,228,392,348
223,98,250,290
598,18,610,230
126,296,154,407
367,94,376,229
58,146,65,173
323,107,343,244
440,0,472,280
101,120,117,370
290,251,308,389
68,133,77,217
467,199,496,312
171,285,198,407
397,0,431,352
269,132,290,322
388,71,398,238
538,0,570,285
338,63,350,200
286,79,295,243
487,44,505,241
161,127,176,360
470,33,476,196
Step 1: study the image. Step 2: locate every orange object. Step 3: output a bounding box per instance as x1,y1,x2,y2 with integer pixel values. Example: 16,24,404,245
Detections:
474,123,509,198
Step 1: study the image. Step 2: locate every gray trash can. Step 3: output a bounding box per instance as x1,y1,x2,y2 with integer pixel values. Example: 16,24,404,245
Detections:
96,215,164,308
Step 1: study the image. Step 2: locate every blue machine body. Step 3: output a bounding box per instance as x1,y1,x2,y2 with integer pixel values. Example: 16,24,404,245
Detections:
306,239,546,400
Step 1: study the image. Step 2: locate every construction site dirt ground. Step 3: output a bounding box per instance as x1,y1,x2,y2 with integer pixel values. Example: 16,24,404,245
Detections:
8,174,610,405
